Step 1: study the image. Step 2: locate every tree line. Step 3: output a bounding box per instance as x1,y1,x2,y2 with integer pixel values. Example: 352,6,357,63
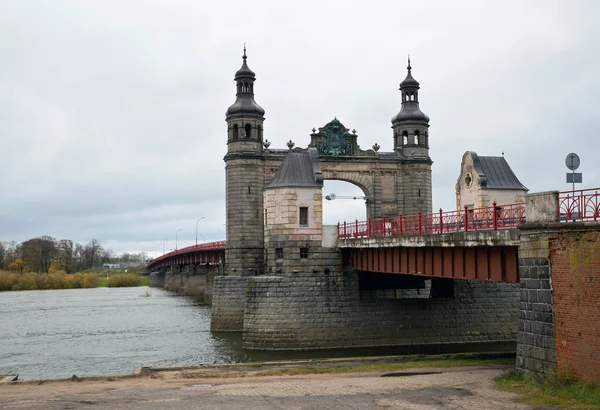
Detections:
0,237,147,273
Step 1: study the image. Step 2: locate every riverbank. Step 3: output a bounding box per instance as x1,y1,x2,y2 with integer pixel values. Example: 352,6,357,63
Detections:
0,270,148,291
0,354,531,409
3,354,597,409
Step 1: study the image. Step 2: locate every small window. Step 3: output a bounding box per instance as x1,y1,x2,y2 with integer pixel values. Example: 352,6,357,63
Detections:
233,124,239,140
275,248,283,259
402,132,408,145
300,248,309,259
245,124,251,138
299,207,308,227
414,130,420,145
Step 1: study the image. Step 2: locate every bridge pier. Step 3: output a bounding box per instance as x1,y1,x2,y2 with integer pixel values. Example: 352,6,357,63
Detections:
149,269,165,288
211,244,520,350
159,264,218,304
517,191,600,382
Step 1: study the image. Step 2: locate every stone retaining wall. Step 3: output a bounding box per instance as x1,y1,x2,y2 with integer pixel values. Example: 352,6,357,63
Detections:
241,271,519,350
210,276,247,331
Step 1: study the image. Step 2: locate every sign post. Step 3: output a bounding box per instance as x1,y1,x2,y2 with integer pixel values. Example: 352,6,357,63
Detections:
565,153,582,192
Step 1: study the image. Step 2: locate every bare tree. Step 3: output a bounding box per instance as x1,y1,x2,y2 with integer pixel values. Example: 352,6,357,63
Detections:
84,239,103,269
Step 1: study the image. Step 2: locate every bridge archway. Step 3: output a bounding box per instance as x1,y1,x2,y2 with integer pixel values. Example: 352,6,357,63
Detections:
322,179,368,225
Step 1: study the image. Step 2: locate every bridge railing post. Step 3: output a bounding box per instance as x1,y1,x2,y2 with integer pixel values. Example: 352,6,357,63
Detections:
367,218,372,237
337,222,341,238
439,208,443,234
418,210,422,234
355,219,359,238
399,214,403,235
464,205,469,232
492,201,498,230
382,216,386,236
344,221,347,238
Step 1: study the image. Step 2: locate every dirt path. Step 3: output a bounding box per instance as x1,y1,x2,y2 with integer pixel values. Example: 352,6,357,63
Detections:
0,364,531,409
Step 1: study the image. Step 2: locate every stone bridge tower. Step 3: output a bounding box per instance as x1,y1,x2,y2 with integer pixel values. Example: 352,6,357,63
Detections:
223,51,433,276
391,57,432,213
224,47,266,276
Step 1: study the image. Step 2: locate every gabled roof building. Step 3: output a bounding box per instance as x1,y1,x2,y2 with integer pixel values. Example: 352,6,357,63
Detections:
456,151,528,210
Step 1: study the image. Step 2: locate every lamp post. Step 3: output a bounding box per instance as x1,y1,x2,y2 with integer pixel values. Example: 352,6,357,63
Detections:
196,217,205,248
163,238,168,254
175,229,183,252
155,244,160,258
325,193,367,201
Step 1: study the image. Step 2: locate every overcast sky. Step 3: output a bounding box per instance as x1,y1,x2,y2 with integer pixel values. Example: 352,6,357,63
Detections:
1,0,599,256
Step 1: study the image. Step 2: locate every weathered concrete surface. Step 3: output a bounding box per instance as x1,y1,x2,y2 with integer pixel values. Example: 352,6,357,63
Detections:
0,364,529,410
524,191,558,223
339,228,520,249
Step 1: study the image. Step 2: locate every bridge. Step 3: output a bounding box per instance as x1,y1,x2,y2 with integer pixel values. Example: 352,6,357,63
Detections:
148,188,598,282
147,241,225,271
145,51,600,382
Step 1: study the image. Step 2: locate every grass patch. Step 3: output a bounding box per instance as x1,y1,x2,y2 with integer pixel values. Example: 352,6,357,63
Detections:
496,370,600,409
0,271,98,291
107,273,145,287
255,357,513,377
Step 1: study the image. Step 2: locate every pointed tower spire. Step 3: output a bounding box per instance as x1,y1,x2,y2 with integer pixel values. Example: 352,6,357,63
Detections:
226,46,265,119
391,57,429,125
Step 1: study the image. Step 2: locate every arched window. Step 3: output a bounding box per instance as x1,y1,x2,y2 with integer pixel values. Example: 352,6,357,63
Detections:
414,130,420,145
402,131,408,145
237,83,242,94
233,124,239,140
245,124,252,138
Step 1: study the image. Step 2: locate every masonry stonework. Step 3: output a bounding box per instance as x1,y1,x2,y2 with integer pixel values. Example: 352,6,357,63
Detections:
243,270,519,350
162,265,217,304
210,276,247,332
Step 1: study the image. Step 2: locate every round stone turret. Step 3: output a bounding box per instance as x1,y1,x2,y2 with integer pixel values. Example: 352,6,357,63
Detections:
391,57,431,159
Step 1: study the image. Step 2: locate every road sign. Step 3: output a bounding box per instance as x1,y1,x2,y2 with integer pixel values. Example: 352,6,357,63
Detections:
566,173,582,183
565,153,580,171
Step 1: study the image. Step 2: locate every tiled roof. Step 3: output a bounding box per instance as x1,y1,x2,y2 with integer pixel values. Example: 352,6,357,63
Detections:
471,152,528,190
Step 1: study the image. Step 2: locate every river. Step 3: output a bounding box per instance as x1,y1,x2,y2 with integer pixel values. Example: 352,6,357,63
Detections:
0,287,514,380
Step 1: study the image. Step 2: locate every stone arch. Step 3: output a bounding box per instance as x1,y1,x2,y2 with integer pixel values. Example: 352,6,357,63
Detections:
321,168,375,217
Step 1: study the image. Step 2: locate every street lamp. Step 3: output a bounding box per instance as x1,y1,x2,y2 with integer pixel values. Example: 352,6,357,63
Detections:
325,193,367,201
196,217,205,248
163,238,168,254
155,244,160,258
175,229,183,251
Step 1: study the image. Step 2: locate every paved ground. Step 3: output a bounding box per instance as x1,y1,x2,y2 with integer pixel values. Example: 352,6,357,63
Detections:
0,365,533,409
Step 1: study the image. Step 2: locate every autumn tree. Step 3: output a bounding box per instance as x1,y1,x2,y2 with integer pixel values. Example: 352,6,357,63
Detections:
21,236,57,273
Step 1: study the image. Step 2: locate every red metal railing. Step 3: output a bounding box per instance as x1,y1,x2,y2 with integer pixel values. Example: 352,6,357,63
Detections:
337,202,526,239
148,240,226,264
558,188,600,222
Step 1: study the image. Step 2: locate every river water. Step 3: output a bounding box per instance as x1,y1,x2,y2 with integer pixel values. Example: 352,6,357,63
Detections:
0,287,513,380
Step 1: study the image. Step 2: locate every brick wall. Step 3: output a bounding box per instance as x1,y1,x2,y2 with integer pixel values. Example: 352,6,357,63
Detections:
550,231,600,383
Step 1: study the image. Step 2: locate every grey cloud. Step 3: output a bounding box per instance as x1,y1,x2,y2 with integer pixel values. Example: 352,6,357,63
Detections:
1,0,599,253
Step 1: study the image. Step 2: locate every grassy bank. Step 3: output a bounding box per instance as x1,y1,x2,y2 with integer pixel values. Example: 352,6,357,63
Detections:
253,357,515,377
496,370,600,409
0,269,148,291
0,271,97,291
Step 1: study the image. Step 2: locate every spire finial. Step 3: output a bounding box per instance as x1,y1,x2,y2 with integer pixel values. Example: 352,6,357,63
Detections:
407,54,411,71
243,43,247,62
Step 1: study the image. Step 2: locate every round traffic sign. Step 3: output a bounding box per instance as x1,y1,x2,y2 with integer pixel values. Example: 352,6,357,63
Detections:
565,153,580,171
